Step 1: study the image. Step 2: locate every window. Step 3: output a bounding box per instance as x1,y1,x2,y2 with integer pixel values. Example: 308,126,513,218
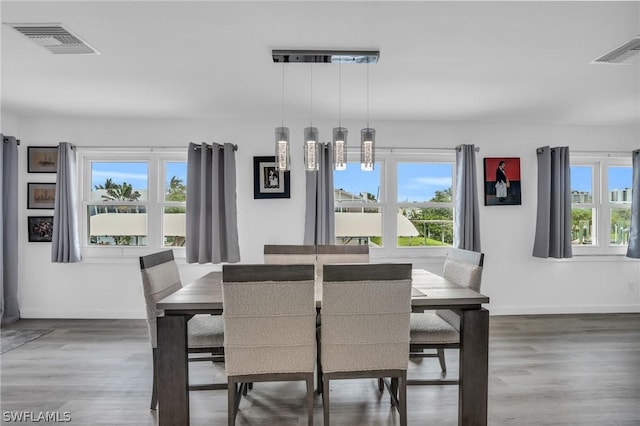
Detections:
570,155,633,255
334,163,383,246
334,152,455,257
397,162,454,247
79,150,187,256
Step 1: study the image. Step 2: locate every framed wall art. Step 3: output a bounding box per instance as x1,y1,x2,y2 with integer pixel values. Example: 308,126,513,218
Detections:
483,157,522,206
27,146,58,173
27,216,54,242
253,156,290,199
27,182,56,209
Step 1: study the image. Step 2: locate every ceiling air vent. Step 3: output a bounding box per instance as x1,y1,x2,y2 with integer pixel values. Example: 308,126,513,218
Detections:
592,35,640,64
7,23,99,55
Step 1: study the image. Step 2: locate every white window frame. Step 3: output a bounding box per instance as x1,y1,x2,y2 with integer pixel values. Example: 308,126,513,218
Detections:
571,154,632,256
337,150,456,260
77,148,187,259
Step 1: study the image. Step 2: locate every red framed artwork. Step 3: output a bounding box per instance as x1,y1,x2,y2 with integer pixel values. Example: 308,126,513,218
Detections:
483,157,522,206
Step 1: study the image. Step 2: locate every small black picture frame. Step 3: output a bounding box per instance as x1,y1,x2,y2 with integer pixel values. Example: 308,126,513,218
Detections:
28,216,54,242
253,156,290,199
483,157,522,206
27,146,58,173
27,182,56,209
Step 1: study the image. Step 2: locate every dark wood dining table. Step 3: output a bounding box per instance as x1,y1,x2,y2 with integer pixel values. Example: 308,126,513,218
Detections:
156,268,489,426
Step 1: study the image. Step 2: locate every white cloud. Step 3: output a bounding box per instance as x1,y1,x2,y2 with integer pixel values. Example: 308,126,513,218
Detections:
412,177,452,187
92,171,148,182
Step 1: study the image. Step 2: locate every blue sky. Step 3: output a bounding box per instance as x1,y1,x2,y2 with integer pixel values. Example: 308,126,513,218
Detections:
91,162,187,190
333,162,453,202
570,165,632,193
91,161,630,198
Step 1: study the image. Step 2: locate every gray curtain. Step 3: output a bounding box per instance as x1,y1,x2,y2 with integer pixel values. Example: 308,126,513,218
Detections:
1,135,19,324
52,142,82,263
532,146,572,259
304,143,335,245
454,144,481,252
626,149,640,258
186,142,240,264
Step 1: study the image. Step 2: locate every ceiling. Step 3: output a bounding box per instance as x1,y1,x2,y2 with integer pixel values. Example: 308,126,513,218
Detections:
1,1,639,126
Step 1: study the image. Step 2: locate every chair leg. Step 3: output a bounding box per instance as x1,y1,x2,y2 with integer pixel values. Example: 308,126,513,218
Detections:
322,376,330,426
390,377,398,408
306,375,314,426
378,378,384,392
437,348,447,372
227,381,236,426
316,327,322,394
150,348,158,410
398,371,407,426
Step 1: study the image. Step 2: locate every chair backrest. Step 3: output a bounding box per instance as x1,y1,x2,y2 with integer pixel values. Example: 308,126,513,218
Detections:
139,250,182,348
316,244,369,281
321,263,412,373
263,244,317,265
447,247,484,267
222,264,316,377
442,248,484,292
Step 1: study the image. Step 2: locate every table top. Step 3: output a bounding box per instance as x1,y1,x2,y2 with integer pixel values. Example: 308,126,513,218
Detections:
157,268,489,314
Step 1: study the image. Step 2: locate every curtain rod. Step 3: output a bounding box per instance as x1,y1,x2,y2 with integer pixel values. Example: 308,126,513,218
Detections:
2,138,20,145
537,147,632,156
348,145,479,152
74,144,238,152
191,143,238,151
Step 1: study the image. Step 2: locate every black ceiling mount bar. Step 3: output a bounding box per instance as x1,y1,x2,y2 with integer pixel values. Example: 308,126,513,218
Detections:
272,49,380,64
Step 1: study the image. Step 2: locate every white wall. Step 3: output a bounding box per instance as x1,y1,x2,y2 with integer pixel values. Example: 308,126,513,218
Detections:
10,116,640,318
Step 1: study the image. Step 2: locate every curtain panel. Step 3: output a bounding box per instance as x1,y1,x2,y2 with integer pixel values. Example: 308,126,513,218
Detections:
532,146,572,259
454,144,481,252
304,143,335,245
51,142,82,263
626,149,640,259
186,142,240,264
1,135,20,324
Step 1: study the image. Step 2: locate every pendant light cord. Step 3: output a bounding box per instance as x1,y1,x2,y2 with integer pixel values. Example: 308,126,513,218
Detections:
338,61,342,128
366,61,370,129
281,62,285,128
310,63,313,127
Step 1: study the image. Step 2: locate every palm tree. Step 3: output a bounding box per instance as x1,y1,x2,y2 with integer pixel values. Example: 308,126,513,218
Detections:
166,176,186,202
100,181,142,202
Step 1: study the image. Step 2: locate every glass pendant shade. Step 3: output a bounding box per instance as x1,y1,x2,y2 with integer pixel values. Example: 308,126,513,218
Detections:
275,127,290,171
303,127,319,172
332,127,348,171
360,128,375,171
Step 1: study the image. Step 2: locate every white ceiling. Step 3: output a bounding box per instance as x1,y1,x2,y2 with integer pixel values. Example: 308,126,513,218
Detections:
1,1,639,126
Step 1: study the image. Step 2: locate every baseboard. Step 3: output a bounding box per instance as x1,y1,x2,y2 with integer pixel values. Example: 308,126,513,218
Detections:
489,304,640,316
19,309,146,319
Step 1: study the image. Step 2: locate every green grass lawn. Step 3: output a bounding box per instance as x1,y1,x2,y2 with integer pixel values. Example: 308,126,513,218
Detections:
397,236,452,247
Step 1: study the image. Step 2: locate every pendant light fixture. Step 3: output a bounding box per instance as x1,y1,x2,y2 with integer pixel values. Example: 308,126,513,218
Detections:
271,49,379,172
304,63,319,172
333,61,348,171
360,60,375,171
275,62,290,171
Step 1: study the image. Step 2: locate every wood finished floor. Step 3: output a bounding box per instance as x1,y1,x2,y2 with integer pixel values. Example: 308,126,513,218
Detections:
1,314,639,425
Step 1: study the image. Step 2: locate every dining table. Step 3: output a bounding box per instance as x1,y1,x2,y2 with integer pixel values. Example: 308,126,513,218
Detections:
156,268,490,426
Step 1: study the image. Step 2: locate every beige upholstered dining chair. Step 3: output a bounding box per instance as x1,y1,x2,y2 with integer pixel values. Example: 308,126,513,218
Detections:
263,244,317,265
222,264,316,426
139,250,226,410
320,263,412,426
409,247,484,385
315,244,369,281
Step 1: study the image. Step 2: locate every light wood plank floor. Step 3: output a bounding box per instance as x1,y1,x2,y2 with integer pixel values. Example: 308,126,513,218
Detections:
1,314,638,425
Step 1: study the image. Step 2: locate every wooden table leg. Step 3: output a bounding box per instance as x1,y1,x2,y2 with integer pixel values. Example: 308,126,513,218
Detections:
458,308,489,426
157,314,189,426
